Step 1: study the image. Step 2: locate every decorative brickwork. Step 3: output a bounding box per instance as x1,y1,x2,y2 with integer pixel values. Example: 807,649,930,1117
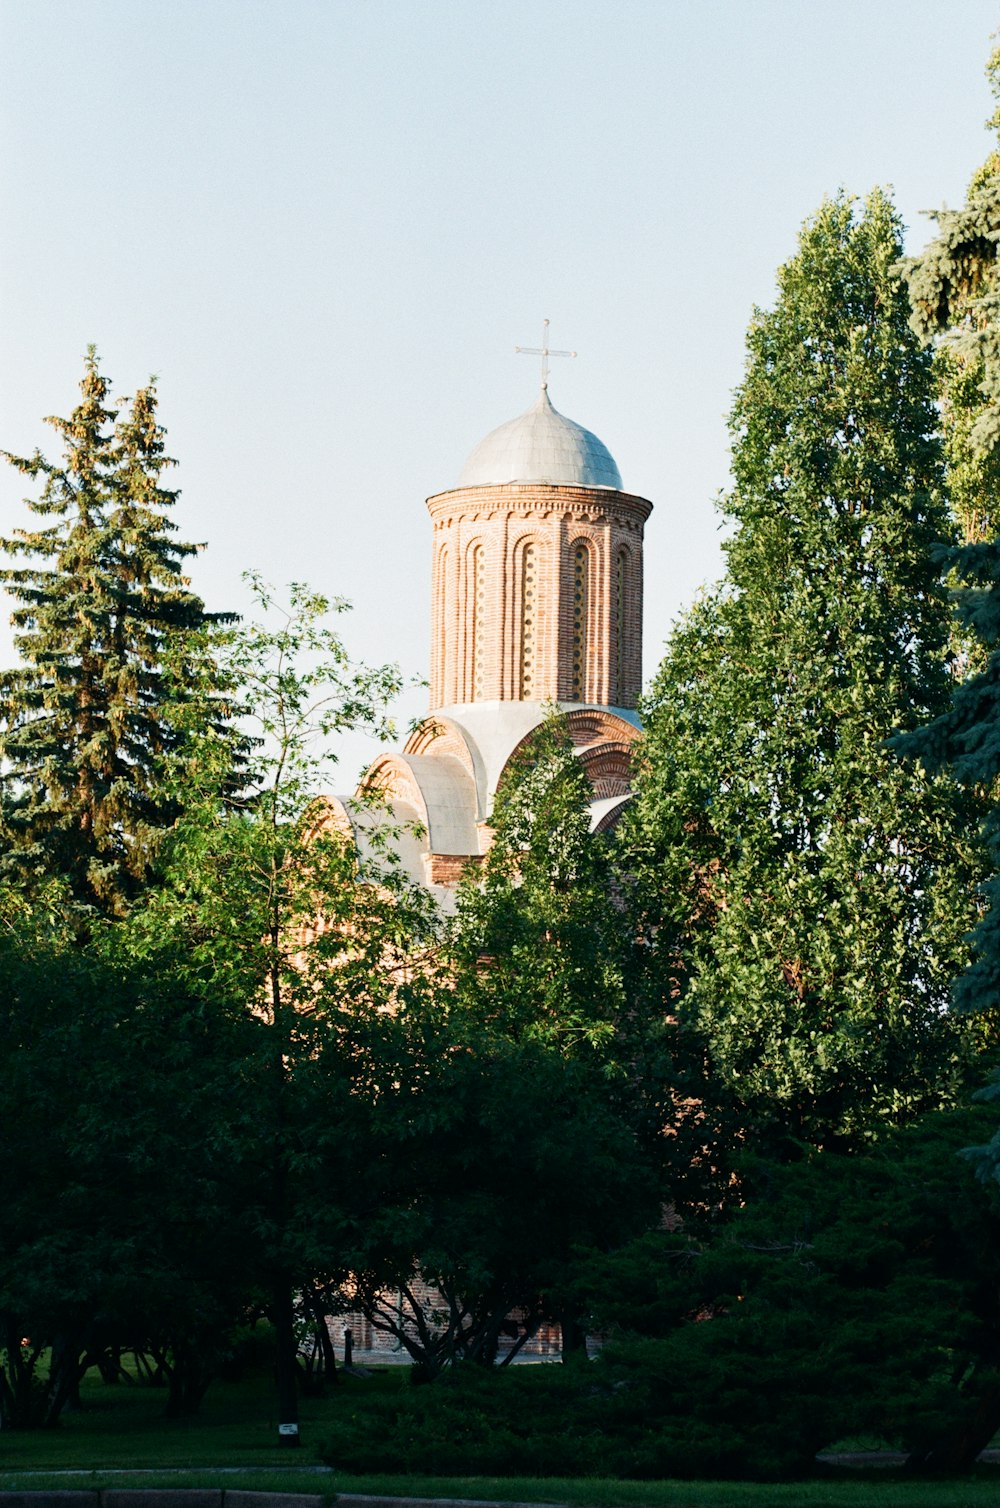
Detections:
424,852,480,886
562,707,635,746
505,707,641,770
334,409,653,895
519,540,539,697
570,542,589,700
425,482,652,710
404,714,478,779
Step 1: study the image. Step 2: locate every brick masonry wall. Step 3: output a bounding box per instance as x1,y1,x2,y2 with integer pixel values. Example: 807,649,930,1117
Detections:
335,1304,565,1361
426,483,652,710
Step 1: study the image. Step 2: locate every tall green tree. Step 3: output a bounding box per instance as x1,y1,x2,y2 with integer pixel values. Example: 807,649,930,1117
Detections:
630,191,991,1159
0,879,263,1429
426,720,664,1359
0,579,439,1433
125,577,439,1442
336,722,668,1378
0,349,239,913
891,52,1000,1203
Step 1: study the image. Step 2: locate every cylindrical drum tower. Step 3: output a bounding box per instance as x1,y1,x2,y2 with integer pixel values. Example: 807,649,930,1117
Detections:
425,386,652,712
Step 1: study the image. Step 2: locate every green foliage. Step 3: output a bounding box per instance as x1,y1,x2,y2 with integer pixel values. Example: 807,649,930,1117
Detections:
568,1102,1000,1478
0,886,264,1427
323,1280,953,1483
341,1029,660,1374
891,58,1000,1204
321,1363,627,1478
16,1364,1000,1503
118,578,444,1429
894,535,1000,1035
0,350,241,913
0,580,437,1431
899,48,1000,541
337,718,665,1373
630,191,989,1160
454,717,639,1058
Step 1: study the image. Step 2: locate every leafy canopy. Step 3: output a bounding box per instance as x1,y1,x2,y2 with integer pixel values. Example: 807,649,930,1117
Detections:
630,190,990,1156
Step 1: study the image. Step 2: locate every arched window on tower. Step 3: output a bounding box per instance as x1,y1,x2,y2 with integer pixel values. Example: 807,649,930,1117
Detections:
570,542,590,702
435,544,448,700
519,542,538,698
615,547,628,703
471,543,486,701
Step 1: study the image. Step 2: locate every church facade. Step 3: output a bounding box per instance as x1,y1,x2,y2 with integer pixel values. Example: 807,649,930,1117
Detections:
326,377,653,898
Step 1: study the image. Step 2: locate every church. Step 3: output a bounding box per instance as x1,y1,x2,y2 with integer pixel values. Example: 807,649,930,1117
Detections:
323,335,654,895
326,334,656,1359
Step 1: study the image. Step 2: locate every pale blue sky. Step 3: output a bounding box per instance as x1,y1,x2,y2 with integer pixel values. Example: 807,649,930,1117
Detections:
2,1,997,784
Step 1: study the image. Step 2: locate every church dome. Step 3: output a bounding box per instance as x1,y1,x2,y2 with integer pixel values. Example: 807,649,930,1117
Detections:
457,388,623,490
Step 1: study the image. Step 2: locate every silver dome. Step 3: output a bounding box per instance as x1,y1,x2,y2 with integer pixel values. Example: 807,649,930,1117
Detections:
457,388,623,490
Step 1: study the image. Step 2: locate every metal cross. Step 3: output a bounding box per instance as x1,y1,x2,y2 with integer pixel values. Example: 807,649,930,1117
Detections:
515,319,577,390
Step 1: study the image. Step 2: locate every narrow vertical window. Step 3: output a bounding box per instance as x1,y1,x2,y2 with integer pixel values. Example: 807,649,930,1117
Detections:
615,549,626,701
570,543,589,701
520,543,538,697
436,545,448,701
471,544,485,701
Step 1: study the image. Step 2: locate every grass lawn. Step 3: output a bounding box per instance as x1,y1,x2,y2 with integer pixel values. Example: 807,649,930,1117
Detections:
2,1366,999,1508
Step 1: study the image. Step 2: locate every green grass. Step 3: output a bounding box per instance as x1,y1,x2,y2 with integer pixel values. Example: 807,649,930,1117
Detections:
4,1472,1000,1508
2,1367,999,1508
0,1368,348,1470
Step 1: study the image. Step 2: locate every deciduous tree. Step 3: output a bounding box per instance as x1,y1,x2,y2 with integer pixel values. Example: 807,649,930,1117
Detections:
0,881,262,1428
396,720,663,1364
125,577,439,1440
630,191,990,1159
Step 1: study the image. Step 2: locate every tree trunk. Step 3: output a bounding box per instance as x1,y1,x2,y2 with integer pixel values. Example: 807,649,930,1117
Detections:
559,1309,588,1363
163,1346,213,1418
316,1315,338,1386
301,1285,337,1387
268,952,300,1445
45,1328,95,1424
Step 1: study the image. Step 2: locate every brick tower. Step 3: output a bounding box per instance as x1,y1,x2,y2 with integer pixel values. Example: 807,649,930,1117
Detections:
426,385,652,711
318,372,654,901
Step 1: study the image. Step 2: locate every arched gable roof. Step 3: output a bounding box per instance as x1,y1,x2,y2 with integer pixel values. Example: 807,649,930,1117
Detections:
589,793,632,834
500,706,640,805
363,751,479,857
303,791,430,892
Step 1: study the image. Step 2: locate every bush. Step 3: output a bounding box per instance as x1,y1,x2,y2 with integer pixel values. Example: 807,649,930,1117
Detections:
321,1350,835,1481
218,1322,277,1382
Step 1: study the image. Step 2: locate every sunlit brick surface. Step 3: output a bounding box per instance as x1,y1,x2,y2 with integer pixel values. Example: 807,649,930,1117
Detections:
426,482,652,710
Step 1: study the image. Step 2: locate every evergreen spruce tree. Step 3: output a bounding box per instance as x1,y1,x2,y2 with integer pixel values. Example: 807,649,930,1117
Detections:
899,46,1000,544
0,349,238,913
630,191,990,1156
891,56,1000,1208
